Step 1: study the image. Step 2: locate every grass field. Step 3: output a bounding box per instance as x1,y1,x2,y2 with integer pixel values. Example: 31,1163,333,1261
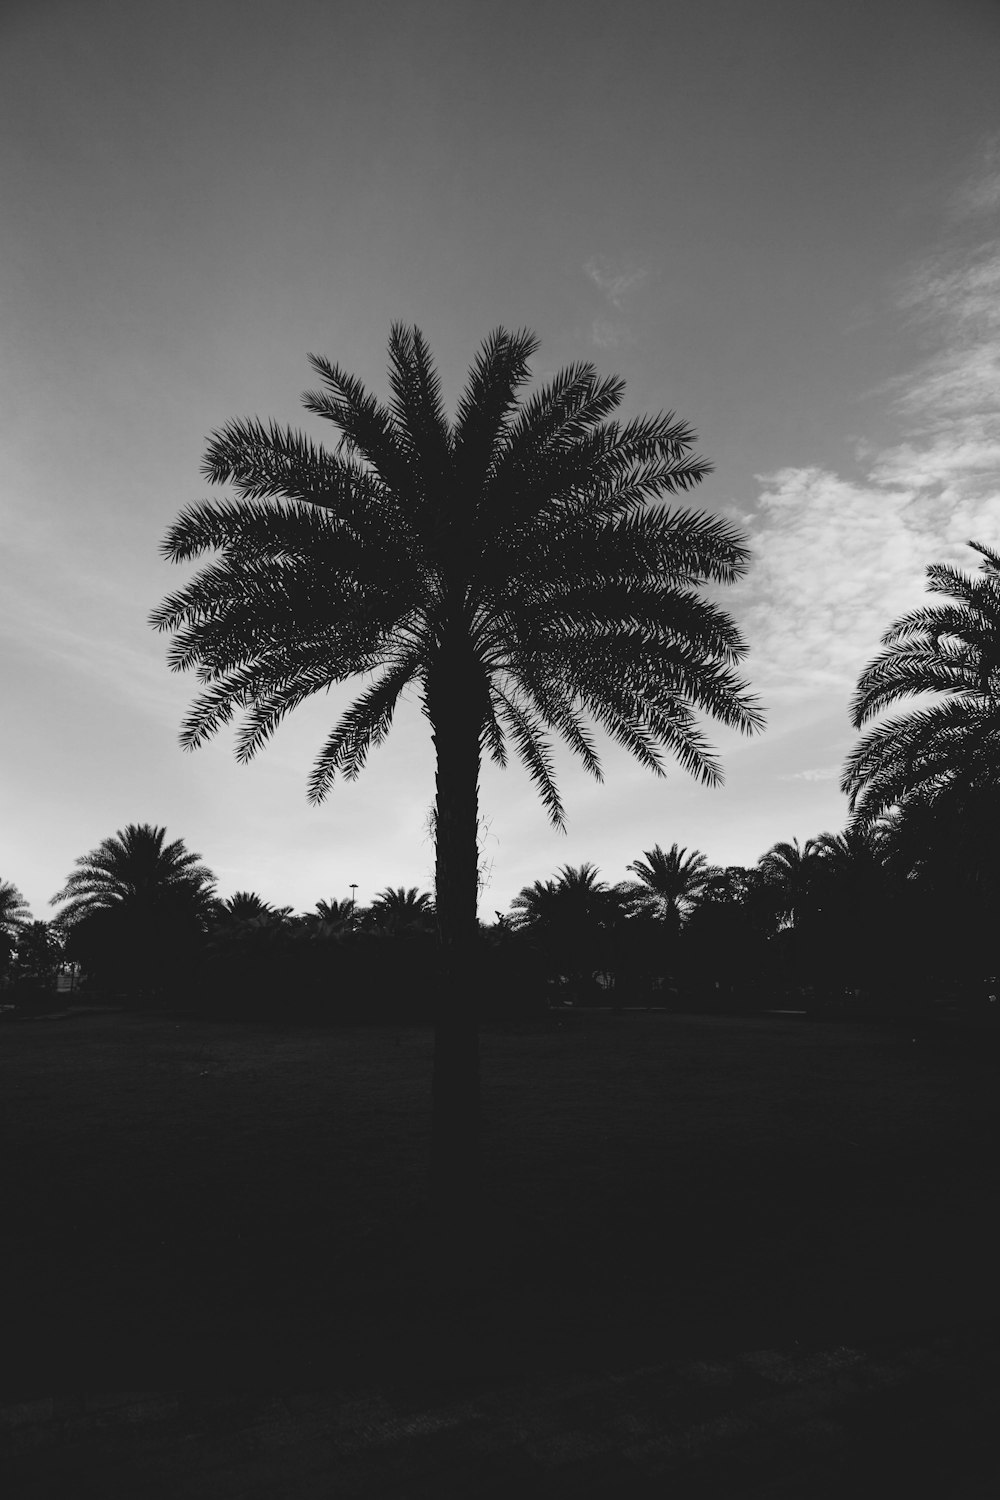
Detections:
2,1008,998,1401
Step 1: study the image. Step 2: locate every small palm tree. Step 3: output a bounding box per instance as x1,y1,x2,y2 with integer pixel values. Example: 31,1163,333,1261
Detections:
52,825,217,997
508,862,610,929
150,324,764,1207
315,897,356,924
0,879,31,939
842,541,1000,823
52,824,217,926
509,863,620,1001
809,827,890,891
216,891,280,924
756,837,820,930
621,843,716,930
368,886,435,934
1,880,32,983
507,877,558,930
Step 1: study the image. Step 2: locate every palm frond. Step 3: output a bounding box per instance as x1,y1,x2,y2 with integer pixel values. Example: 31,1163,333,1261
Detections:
492,689,567,829
306,653,423,803
302,354,415,499
453,328,539,492
386,323,453,482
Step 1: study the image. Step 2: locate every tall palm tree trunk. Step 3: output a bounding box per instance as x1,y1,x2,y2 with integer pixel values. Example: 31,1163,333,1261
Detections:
427,674,483,1215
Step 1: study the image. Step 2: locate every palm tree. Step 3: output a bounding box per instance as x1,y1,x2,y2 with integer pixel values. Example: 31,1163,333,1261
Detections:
216,891,281,924
0,879,31,939
756,837,820,931
369,886,435,932
0,879,31,982
314,897,356,925
842,541,1000,824
509,863,623,1001
150,324,764,1207
51,825,217,997
509,862,611,928
621,843,717,931
52,824,217,927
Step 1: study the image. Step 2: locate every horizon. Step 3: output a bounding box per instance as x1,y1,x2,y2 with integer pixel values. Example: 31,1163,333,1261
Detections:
3,0,999,922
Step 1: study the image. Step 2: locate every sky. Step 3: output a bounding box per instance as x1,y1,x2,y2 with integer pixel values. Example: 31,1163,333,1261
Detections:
2,0,999,921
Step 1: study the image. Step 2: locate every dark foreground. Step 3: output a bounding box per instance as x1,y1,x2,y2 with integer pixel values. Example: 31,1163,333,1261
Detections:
2,1008,998,1494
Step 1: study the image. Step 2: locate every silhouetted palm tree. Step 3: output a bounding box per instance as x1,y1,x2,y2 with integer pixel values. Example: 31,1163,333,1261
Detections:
509,863,620,1001
0,880,32,982
0,879,31,939
756,837,819,931
366,887,436,940
216,891,281,924
621,843,716,931
809,827,893,902
314,897,356,925
150,324,763,1207
51,824,217,927
369,886,435,925
51,826,217,998
842,541,1000,823
508,862,610,929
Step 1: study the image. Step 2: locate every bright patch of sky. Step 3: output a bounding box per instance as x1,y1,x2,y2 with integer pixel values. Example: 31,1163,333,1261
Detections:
1,0,998,919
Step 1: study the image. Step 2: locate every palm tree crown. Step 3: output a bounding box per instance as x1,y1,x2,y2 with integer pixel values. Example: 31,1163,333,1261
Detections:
51,824,217,927
215,891,285,924
0,879,31,939
371,886,434,915
842,541,1000,823
508,862,611,930
756,837,820,929
368,887,435,933
621,842,716,924
151,324,762,825
314,897,357,924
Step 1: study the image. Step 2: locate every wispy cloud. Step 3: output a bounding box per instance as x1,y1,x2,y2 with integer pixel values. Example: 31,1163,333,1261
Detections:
950,135,1000,220
733,186,1000,707
584,257,647,348
590,317,634,350
776,767,840,783
584,258,647,309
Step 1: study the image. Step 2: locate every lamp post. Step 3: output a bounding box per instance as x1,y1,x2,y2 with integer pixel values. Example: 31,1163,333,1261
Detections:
349,884,358,925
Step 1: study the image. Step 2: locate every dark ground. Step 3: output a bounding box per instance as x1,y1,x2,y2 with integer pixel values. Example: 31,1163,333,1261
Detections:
1,1007,998,1493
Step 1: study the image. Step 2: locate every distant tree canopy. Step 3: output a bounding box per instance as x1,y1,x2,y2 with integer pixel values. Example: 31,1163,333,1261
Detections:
10,921,63,992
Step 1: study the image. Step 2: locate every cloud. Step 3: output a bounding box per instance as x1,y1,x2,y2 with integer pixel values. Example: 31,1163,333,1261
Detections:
776,767,840,783
584,258,647,310
950,136,1000,220
590,317,634,349
584,258,647,348
733,201,1000,708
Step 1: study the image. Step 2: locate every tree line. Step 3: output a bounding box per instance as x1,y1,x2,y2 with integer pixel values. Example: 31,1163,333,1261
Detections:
2,799,996,1021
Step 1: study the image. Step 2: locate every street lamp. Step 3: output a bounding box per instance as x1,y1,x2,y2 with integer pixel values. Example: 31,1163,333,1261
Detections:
349,884,358,924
